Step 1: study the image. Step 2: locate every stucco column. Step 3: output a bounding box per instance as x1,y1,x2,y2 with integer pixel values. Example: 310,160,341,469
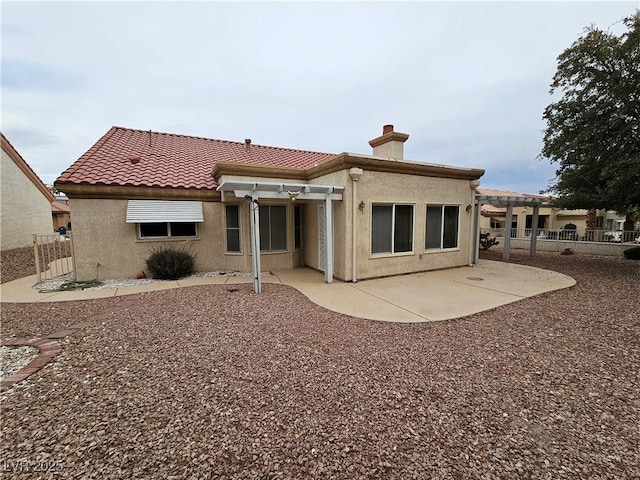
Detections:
504,204,513,261
473,201,482,264
349,168,363,282
470,180,481,265
530,204,539,257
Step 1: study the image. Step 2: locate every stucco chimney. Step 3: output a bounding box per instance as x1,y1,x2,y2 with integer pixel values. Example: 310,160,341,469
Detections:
245,138,251,152
369,125,409,160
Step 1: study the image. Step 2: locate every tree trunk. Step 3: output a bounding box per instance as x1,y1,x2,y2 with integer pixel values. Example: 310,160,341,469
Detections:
585,209,596,241
623,214,635,232
623,214,636,242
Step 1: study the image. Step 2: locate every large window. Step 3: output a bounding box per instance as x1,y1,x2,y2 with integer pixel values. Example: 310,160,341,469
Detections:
225,205,241,252
259,205,287,252
371,204,414,254
139,222,197,238
426,205,459,249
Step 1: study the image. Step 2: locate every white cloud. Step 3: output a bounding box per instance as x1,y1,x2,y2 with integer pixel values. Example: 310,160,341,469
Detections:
1,0,636,192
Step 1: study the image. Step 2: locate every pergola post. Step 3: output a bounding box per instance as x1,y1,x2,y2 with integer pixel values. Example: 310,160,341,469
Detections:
503,204,513,261
324,194,334,283
248,197,262,294
530,204,539,257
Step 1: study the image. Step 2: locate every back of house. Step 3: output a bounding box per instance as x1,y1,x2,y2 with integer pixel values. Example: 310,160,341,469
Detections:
55,125,484,282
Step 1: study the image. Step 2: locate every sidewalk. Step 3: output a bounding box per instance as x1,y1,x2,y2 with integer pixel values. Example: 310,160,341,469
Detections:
0,260,576,323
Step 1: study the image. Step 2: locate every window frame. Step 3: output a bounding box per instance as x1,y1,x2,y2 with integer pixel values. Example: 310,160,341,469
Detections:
425,204,460,251
370,203,415,256
259,204,288,253
225,204,242,254
138,222,198,239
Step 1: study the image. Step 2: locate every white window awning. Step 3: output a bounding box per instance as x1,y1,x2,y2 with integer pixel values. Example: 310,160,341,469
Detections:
126,200,204,223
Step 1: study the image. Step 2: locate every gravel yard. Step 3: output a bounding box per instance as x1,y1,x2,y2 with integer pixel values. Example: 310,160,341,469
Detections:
0,246,40,284
1,250,638,479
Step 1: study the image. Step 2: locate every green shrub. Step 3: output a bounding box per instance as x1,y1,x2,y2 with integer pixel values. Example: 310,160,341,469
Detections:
144,245,196,280
479,232,499,250
623,246,640,260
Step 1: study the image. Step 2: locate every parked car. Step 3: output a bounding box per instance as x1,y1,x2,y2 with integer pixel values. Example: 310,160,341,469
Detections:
605,230,623,242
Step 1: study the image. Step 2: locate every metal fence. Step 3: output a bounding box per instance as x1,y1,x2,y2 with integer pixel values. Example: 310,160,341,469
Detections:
33,233,75,283
482,229,640,256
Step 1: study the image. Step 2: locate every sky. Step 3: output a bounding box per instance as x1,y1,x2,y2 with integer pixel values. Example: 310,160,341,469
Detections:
1,1,637,194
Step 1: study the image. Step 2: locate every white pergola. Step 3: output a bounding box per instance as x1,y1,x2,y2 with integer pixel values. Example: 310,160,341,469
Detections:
474,193,545,262
216,180,344,293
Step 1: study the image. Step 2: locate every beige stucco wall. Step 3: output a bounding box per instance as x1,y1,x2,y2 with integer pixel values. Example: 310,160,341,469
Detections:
72,196,307,281
71,199,233,280
1,148,54,250
71,168,478,281
347,170,475,281
306,169,476,281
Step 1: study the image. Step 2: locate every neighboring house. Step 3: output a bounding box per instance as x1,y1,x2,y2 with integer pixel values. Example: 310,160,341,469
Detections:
55,125,484,282
478,188,625,237
51,200,71,232
1,133,55,251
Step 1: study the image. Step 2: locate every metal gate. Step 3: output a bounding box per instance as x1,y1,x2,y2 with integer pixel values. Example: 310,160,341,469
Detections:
33,233,75,283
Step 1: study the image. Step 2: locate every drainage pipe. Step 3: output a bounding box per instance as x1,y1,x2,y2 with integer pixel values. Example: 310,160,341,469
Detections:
349,168,363,282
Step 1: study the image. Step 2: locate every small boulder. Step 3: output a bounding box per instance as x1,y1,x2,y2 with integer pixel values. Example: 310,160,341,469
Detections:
560,248,574,256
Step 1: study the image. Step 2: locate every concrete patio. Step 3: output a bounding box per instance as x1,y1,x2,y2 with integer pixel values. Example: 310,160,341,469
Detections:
0,260,575,323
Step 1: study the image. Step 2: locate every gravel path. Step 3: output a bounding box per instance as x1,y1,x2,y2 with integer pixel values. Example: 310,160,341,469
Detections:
1,250,638,479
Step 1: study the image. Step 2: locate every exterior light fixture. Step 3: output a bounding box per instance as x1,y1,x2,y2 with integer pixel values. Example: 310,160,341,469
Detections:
359,201,365,212
288,191,301,202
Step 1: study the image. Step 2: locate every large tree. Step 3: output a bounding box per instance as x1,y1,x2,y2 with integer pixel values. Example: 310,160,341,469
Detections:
541,11,640,227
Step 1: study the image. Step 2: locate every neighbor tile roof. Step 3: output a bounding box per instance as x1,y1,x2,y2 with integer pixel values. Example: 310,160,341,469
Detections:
477,188,524,197
56,127,336,190
481,204,507,215
51,201,70,213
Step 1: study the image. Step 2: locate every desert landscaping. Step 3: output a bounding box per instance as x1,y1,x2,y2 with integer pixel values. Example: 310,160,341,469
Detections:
1,248,638,478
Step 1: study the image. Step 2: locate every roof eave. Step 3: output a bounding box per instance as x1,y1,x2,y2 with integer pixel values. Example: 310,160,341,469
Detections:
306,153,485,181
54,182,220,201
213,153,484,182
212,162,308,181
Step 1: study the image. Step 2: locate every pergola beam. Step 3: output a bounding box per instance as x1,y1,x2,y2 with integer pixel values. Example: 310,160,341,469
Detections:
232,190,342,201
474,194,545,264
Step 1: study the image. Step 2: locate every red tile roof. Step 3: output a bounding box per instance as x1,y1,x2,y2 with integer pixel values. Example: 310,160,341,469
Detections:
56,127,336,190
